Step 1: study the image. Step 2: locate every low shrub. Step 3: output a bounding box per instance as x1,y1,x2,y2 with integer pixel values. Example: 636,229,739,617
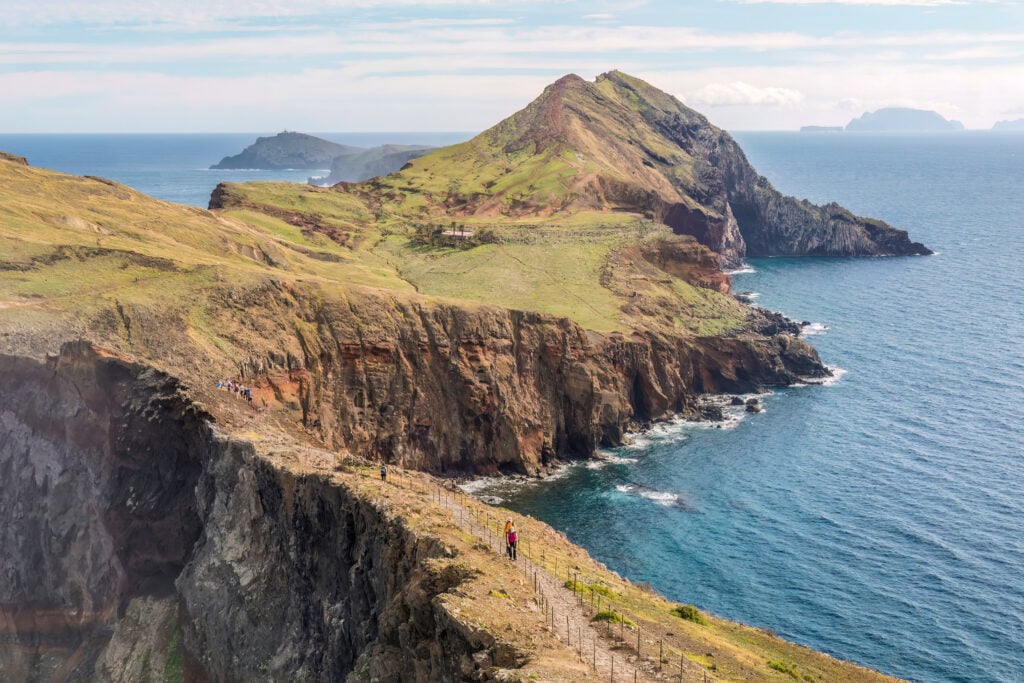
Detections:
564,579,613,597
767,660,800,679
591,610,635,627
671,604,708,625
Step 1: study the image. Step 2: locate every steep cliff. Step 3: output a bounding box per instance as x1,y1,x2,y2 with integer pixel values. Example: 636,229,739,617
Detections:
234,283,824,475
0,344,541,681
0,344,903,683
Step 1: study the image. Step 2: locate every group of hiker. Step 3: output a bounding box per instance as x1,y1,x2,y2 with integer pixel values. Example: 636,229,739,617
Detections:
216,380,253,402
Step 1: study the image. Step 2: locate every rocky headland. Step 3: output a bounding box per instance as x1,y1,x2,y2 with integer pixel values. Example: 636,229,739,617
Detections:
0,70,927,682
211,131,360,170
337,71,931,269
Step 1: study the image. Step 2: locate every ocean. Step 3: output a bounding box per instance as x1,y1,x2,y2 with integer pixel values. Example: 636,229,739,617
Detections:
2,131,1021,682
0,132,472,208
475,133,1024,683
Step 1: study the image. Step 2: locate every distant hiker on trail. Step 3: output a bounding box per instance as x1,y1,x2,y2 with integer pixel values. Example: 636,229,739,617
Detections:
380,465,387,481
506,524,518,561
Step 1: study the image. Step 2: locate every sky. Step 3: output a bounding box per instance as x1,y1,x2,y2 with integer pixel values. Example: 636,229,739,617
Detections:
1,0,1022,132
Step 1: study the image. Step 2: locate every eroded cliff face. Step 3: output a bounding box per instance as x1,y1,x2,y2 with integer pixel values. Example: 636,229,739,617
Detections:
0,345,514,681
0,344,205,681
592,71,933,263
651,116,932,261
226,284,825,476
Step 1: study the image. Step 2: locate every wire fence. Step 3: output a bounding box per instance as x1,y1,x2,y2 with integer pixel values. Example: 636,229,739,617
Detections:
355,464,712,683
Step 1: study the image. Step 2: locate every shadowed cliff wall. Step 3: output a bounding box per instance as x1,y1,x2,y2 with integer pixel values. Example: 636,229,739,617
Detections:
0,345,501,681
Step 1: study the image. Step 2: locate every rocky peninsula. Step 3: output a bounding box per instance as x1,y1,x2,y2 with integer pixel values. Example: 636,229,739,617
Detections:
0,71,928,682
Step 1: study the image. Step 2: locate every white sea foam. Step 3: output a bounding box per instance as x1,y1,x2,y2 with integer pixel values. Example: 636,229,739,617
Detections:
615,484,684,508
820,366,848,386
458,476,506,496
459,463,573,499
799,365,847,387
801,322,830,336
726,265,757,275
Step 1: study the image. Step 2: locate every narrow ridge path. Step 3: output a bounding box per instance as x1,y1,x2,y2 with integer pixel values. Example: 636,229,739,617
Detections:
445,490,662,682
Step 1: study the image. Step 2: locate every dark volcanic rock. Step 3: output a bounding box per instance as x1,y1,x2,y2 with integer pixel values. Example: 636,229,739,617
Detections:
699,404,726,421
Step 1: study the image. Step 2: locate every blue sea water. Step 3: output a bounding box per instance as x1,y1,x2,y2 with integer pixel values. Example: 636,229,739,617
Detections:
2,131,1021,682
0,132,471,208
479,133,1024,683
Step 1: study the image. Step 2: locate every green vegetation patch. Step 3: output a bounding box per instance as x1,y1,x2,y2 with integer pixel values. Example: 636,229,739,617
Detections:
564,579,614,598
592,610,635,627
375,233,627,332
672,604,708,625
164,629,185,683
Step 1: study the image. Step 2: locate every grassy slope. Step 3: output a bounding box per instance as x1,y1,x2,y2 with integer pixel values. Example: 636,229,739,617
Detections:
214,179,749,335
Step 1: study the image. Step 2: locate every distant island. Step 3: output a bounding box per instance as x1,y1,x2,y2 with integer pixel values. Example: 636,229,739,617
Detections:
992,118,1024,131
212,131,436,183
800,126,843,133
845,108,964,132
211,131,360,169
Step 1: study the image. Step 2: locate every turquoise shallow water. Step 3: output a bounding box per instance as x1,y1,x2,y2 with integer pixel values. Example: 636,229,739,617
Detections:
2,131,1021,682
481,133,1024,683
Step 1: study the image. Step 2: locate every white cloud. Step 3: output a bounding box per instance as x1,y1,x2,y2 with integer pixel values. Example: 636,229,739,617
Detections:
923,45,1024,59
649,61,1022,129
1,4,1022,132
687,81,805,107
5,25,1024,69
0,0,526,28
0,59,1020,132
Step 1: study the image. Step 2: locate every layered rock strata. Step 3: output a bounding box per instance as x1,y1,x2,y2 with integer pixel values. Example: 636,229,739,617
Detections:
210,283,826,475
